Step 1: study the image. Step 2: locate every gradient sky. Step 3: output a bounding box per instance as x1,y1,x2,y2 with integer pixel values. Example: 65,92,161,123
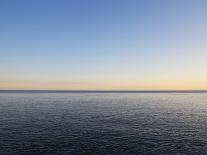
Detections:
0,0,207,90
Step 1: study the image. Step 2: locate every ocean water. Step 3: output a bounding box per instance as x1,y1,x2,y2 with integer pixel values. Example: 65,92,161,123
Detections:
1,92,207,155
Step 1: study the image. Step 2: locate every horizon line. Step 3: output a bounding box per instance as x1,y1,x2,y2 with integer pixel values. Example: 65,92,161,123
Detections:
1,90,207,93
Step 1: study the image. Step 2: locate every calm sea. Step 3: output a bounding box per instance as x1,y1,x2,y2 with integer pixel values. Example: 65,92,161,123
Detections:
1,91,207,154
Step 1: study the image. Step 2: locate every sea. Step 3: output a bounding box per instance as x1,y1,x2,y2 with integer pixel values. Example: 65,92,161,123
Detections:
1,91,207,155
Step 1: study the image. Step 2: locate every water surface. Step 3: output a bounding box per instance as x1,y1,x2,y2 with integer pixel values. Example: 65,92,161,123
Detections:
0,92,207,154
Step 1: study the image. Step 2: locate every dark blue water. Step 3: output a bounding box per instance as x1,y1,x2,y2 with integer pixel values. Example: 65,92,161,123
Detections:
1,92,207,155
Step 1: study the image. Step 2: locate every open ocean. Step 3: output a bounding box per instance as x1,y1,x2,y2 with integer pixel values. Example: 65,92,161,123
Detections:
1,91,207,155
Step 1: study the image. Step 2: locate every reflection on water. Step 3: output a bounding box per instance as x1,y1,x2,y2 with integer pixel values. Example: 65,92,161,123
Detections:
0,92,207,154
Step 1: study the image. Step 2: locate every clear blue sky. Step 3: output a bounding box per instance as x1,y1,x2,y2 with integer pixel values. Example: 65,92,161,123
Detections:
0,0,207,90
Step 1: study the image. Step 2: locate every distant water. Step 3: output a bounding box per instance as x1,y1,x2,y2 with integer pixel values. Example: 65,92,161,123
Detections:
1,92,207,155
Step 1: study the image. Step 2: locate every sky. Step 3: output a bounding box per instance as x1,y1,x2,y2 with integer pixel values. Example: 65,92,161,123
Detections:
0,0,207,90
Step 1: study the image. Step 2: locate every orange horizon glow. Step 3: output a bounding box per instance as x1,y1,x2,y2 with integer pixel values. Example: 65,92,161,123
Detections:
1,79,207,90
